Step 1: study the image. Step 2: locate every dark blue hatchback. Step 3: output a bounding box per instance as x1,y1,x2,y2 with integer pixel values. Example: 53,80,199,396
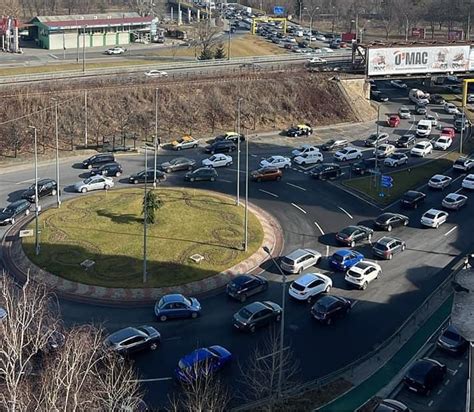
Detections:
329,250,364,271
154,294,201,322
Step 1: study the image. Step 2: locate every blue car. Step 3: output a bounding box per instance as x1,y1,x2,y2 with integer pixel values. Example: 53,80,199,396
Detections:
329,250,364,271
175,345,232,383
154,294,201,322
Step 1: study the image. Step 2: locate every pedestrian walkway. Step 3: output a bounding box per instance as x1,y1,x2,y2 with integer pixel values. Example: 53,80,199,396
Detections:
319,295,453,412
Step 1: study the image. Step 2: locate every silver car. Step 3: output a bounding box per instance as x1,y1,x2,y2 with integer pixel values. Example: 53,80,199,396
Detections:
280,248,321,274
74,176,114,193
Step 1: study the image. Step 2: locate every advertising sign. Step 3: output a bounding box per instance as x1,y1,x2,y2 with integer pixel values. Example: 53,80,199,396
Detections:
448,30,463,40
341,32,356,42
367,45,470,76
411,28,425,38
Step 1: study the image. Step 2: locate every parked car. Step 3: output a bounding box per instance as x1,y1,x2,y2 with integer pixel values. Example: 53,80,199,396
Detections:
0,199,30,225
291,144,320,158
421,208,448,228
454,116,469,132
310,295,351,325
89,162,123,177
233,301,282,332
410,141,433,157
104,326,161,356
387,115,401,127
453,156,474,172
172,136,199,151
428,174,452,189
329,249,364,271
365,133,389,147
401,190,426,208
373,399,411,412
202,154,233,168
374,213,409,231
320,139,349,151
395,134,416,148
161,157,195,173
444,102,460,114
372,236,406,260
398,106,411,119
128,169,166,184
442,193,467,210
403,358,446,395
289,273,332,301
437,324,468,354
259,155,291,169
175,346,232,384
82,153,115,169
213,132,245,143
334,147,362,162
374,144,396,158
293,152,323,166
352,158,377,175
462,174,474,189
74,175,114,193
384,153,408,167
433,136,452,151
154,294,201,322
286,124,312,137
226,274,268,302
21,178,57,202
336,225,373,247
204,140,236,154
280,248,321,274
391,80,407,89
144,70,168,77
184,167,218,182
311,163,342,180
345,260,382,290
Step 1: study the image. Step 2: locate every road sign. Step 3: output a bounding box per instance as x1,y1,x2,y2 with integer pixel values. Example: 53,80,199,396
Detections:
381,175,393,188
19,229,34,238
273,6,285,15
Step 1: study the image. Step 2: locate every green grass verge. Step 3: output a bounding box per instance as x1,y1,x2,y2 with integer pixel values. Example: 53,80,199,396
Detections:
343,157,453,206
22,188,264,288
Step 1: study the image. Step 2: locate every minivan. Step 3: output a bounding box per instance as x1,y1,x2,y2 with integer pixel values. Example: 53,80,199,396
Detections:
280,248,321,274
82,153,115,169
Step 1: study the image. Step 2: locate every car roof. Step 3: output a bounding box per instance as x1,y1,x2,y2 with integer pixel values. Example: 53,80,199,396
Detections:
376,236,399,245
232,274,256,285
107,327,145,343
425,208,442,215
161,294,186,304
38,178,55,184
242,301,267,314
351,261,376,271
180,347,214,367
285,248,313,259
315,295,343,307
334,249,352,257
294,273,321,286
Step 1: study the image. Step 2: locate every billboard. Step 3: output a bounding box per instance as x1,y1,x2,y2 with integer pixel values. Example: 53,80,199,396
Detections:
341,32,356,42
411,28,425,39
367,45,470,76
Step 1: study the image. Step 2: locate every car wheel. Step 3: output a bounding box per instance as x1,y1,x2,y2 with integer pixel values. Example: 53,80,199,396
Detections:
401,244,406,251
257,177,262,182
342,157,346,162
190,177,195,182
210,177,215,182
357,155,362,159
240,294,247,303
25,209,30,216
193,144,198,148
116,172,121,177
403,219,408,226
362,282,368,290
191,312,198,319
388,253,393,260
81,187,87,193
275,314,281,322
249,325,256,333
166,168,172,173
226,162,232,166
325,285,331,293
367,234,372,241
150,342,158,350
133,179,138,184
284,164,289,169
177,147,182,151
326,318,333,326
10,218,15,225
387,225,392,232
436,222,440,229
350,240,356,248
52,189,57,196
298,267,303,274
210,150,215,155
302,161,306,166
104,185,110,190
159,315,167,322
276,176,282,181
87,165,92,169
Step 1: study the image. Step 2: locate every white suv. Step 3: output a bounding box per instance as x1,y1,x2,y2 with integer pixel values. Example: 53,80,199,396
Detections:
410,141,433,157
416,119,432,137
289,273,332,301
345,261,382,290
293,152,323,166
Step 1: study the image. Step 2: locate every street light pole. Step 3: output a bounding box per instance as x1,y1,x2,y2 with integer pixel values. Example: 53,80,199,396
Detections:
82,25,86,72
154,88,159,188
460,110,465,154
28,126,40,256
143,147,148,284
244,133,249,251
227,27,231,61
84,90,88,148
52,99,61,208
236,98,242,206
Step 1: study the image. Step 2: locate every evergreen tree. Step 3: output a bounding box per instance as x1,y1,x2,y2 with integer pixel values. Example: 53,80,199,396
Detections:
214,43,226,59
142,190,162,224
199,47,214,60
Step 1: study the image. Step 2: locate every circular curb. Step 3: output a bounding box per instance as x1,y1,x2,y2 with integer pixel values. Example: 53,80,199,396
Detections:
2,189,284,306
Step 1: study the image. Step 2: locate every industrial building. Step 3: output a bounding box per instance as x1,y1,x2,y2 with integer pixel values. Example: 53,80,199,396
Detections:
28,12,158,50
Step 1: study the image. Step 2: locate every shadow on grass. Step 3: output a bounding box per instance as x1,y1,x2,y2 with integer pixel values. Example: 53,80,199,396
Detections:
97,209,142,224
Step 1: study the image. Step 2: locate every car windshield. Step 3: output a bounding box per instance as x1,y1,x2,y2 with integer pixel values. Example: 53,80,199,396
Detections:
291,282,306,291
443,330,461,341
374,243,388,251
83,178,94,184
418,125,429,130
325,139,335,145
340,227,356,236
176,138,184,143
238,308,253,320
414,144,425,149
424,213,436,219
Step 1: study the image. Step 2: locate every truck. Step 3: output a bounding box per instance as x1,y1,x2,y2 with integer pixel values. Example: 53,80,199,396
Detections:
409,88,430,105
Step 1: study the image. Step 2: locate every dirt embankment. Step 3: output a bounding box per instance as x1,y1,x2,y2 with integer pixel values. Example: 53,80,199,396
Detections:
0,70,373,159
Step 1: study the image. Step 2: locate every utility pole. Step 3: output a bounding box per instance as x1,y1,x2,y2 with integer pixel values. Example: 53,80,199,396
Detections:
405,16,409,41
154,88,159,188
236,98,242,206
375,104,381,191
460,110,465,154
76,21,79,63
82,25,87,72
227,28,231,60
52,99,61,208
28,126,40,256
244,131,249,251
143,148,148,284
84,90,88,148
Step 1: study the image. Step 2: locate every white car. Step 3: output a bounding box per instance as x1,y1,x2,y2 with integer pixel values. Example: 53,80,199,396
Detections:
453,157,474,171
391,80,407,89
291,144,320,158
428,174,452,189
288,273,332,301
259,155,291,169
145,70,168,77
202,154,233,168
334,147,362,162
416,119,432,137
74,176,114,193
444,102,460,114
462,174,474,190
398,106,411,119
424,114,438,127
321,47,334,53
374,144,396,158
421,208,448,228
293,152,323,165
345,261,382,290
442,193,467,210
410,141,433,157
105,47,125,55
433,136,452,151
467,94,474,104
315,34,327,41
307,56,327,64
384,152,408,167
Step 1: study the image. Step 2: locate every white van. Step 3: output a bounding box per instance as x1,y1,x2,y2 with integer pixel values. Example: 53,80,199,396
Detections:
416,119,432,137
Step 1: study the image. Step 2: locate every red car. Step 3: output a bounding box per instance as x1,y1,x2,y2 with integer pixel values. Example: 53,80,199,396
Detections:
387,115,401,127
441,127,455,138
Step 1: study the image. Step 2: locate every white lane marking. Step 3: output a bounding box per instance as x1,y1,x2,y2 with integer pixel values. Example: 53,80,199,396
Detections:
163,336,181,341
15,178,35,185
286,182,307,191
48,53,58,59
428,400,434,407
444,226,457,237
291,203,307,214
444,379,450,385
338,206,353,219
408,114,416,131
219,179,232,183
326,245,330,257
259,189,279,198
454,187,463,194
458,362,464,368
250,154,258,158
132,377,173,383
314,221,325,235
447,368,457,375
437,389,443,394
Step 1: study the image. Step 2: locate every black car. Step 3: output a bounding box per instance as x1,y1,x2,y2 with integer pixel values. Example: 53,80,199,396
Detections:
310,295,351,325
400,190,426,208
89,162,123,177
403,358,446,395
320,139,349,151
335,225,373,247
213,132,245,144
104,326,161,356
21,178,57,203
286,124,312,137
233,301,282,333
185,167,218,182
437,325,468,354
374,399,411,412
311,163,342,180
374,213,409,231
352,158,377,175
395,134,416,148
226,274,268,302
371,90,389,102
430,94,446,105
128,169,166,184
204,140,237,154
0,199,31,225
161,157,196,173
82,153,115,169
415,104,427,115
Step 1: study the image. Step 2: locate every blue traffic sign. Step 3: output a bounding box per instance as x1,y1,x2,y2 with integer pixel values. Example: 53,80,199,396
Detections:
273,6,285,15
381,175,393,189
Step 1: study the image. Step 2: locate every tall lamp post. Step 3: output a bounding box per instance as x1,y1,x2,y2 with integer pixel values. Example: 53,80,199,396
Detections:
303,6,319,47
82,25,87,73
236,98,243,206
263,246,286,398
244,130,249,251
153,88,159,188
143,147,148,284
51,99,61,207
28,126,40,256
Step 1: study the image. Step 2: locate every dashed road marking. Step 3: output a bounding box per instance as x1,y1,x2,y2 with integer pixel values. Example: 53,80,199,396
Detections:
444,226,457,237
48,53,58,59
428,400,434,407
314,221,325,235
447,368,457,375
286,182,307,191
291,203,307,214
437,389,443,394
326,245,330,257
258,189,279,198
444,379,450,385
458,362,464,368
220,179,232,183
338,206,353,219
16,178,35,185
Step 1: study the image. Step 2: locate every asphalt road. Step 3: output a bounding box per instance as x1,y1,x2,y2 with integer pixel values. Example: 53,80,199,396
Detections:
0,82,472,407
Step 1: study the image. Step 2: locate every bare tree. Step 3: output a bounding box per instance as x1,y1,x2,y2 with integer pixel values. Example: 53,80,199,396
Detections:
192,21,221,59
